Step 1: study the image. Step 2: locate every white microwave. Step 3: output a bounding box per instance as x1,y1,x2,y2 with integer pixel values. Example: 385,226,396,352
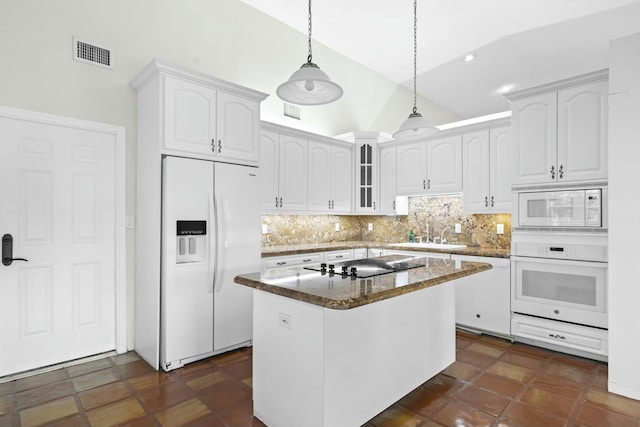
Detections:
517,188,606,228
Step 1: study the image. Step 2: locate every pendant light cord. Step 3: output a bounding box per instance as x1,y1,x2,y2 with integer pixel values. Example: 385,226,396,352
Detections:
412,0,418,114
307,0,313,63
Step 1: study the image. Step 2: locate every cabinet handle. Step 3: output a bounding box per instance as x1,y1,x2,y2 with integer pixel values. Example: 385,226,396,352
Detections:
302,258,312,263
218,140,222,154
550,165,556,179
279,197,283,208
275,196,279,208
276,261,287,266
559,164,564,179
211,139,215,152
393,200,396,210
335,255,343,259
331,200,334,210
373,201,376,210
328,200,331,209
484,196,489,207
423,179,426,189
490,196,494,207
427,179,431,190
549,334,566,340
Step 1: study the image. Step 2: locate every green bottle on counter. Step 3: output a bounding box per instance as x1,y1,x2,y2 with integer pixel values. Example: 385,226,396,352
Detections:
409,229,414,243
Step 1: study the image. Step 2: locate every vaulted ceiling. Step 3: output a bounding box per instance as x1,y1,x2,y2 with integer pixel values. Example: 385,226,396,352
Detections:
239,0,640,119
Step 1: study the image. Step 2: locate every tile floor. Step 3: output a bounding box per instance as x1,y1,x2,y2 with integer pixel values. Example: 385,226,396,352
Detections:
1,330,640,427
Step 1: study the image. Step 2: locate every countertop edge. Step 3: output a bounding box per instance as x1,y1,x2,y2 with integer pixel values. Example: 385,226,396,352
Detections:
235,262,492,310
261,241,510,259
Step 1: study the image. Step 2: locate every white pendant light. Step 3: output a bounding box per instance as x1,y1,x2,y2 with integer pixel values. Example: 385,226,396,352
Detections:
276,0,343,106
393,0,439,140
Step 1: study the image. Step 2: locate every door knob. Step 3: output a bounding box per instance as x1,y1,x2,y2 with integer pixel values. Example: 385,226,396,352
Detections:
2,234,29,266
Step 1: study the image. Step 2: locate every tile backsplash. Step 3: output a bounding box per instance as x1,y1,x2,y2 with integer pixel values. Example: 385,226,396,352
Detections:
261,195,511,249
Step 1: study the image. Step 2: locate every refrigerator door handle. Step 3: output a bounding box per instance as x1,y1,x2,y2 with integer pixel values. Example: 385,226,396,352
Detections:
213,192,226,293
208,191,217,294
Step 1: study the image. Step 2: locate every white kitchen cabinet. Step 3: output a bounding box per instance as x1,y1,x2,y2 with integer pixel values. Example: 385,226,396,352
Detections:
509,72,608,186
354,138,378,213
260,129,308,213
396,140,428,195
452,255,510,336
308,139,353,213
263,253,322,270
354,248,368,259
163,74,261,165
427,135,463,193
463,126,511,213
396,136,462,196
378,144,408,215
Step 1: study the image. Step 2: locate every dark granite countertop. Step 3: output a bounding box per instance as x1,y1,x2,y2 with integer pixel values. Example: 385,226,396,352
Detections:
261,241,510,259
235,256,492,310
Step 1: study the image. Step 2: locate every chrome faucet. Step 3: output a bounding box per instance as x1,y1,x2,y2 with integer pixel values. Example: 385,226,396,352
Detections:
440,226,451,245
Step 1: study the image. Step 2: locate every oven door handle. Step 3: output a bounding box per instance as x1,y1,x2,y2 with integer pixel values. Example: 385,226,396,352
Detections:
510,255,608,266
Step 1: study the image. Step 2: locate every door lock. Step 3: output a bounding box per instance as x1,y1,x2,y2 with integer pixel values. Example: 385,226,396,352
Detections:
2,234,29,266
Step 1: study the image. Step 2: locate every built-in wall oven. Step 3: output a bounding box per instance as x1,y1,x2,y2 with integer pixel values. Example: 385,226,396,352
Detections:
511,186,609,361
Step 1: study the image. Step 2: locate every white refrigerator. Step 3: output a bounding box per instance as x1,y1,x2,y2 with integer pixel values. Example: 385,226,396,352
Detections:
160,156,260,371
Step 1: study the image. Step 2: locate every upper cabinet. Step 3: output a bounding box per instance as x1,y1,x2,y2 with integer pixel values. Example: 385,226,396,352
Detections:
396,135,462,196
131,59,267,166
463,125,512,213
378,144,408,215
508,71,608,186
307,139,353,213
260,128,308,213
354,138,378,213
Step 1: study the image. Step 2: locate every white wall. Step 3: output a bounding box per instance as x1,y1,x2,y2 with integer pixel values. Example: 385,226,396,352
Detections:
0,0,460,349
608,32,640,400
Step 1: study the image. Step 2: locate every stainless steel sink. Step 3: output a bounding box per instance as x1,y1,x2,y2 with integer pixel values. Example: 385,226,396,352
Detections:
388,242,467,250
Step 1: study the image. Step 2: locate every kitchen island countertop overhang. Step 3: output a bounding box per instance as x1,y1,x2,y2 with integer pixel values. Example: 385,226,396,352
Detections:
234,255,492,310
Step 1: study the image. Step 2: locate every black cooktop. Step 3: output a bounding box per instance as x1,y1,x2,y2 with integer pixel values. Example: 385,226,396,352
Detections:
304,255,425,278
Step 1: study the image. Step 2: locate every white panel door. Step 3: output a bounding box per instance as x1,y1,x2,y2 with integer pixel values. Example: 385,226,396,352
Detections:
278,135,307,211
307,141,332,212
396,141,427,195
462,130,490,213
216,92,260,164
330,145,353,213
427,135,463,193
0,117,117,377
489,126,512,212
259,130,280,212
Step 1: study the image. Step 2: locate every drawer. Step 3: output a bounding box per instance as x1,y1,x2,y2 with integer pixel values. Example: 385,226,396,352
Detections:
325,250,353,262
511,313,608,356
264,254,322,269
353,248,367,259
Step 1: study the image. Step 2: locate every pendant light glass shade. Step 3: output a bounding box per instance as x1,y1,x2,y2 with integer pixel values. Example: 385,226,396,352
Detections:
393,111,439,139
394,0,439,140
276,0,342,106
277,62,343,105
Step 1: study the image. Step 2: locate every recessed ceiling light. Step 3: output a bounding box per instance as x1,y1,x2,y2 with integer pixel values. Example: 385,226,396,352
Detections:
463,54,476,62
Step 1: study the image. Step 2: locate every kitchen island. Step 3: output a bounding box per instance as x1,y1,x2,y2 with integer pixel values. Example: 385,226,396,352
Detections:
235,255,491,427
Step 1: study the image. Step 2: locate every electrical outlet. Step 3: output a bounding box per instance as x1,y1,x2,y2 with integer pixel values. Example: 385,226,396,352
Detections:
455,223,461,233
335,223,340,232
278,312,292,329
261,224,268,234
497,223,504,235
368,223,373,231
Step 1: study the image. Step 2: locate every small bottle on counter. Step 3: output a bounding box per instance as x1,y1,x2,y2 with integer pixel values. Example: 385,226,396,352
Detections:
409,229,415,243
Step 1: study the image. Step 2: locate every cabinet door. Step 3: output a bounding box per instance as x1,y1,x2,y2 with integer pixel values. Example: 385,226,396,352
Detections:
427,135,463,193
307,141,332,212
489,126,512,212
462,130,490,213
379,145,398,214
396,141,427,195
259,130,280,212
355,139,377,213
216,92,260,164
453,256,510,335
511,92,558,185
557,81,608,182
330,145,353,213
163,76,216,155
279,135,307,211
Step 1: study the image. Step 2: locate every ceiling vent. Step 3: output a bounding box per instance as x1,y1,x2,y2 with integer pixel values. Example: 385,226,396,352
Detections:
283,103,301,120
73,37,113,69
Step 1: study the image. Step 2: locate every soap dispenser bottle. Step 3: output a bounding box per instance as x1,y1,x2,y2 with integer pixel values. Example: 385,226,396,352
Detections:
409,229,415,243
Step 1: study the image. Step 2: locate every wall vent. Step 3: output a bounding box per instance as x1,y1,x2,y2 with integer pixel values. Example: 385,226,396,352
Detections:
283,103,301,120
73,37,113,69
